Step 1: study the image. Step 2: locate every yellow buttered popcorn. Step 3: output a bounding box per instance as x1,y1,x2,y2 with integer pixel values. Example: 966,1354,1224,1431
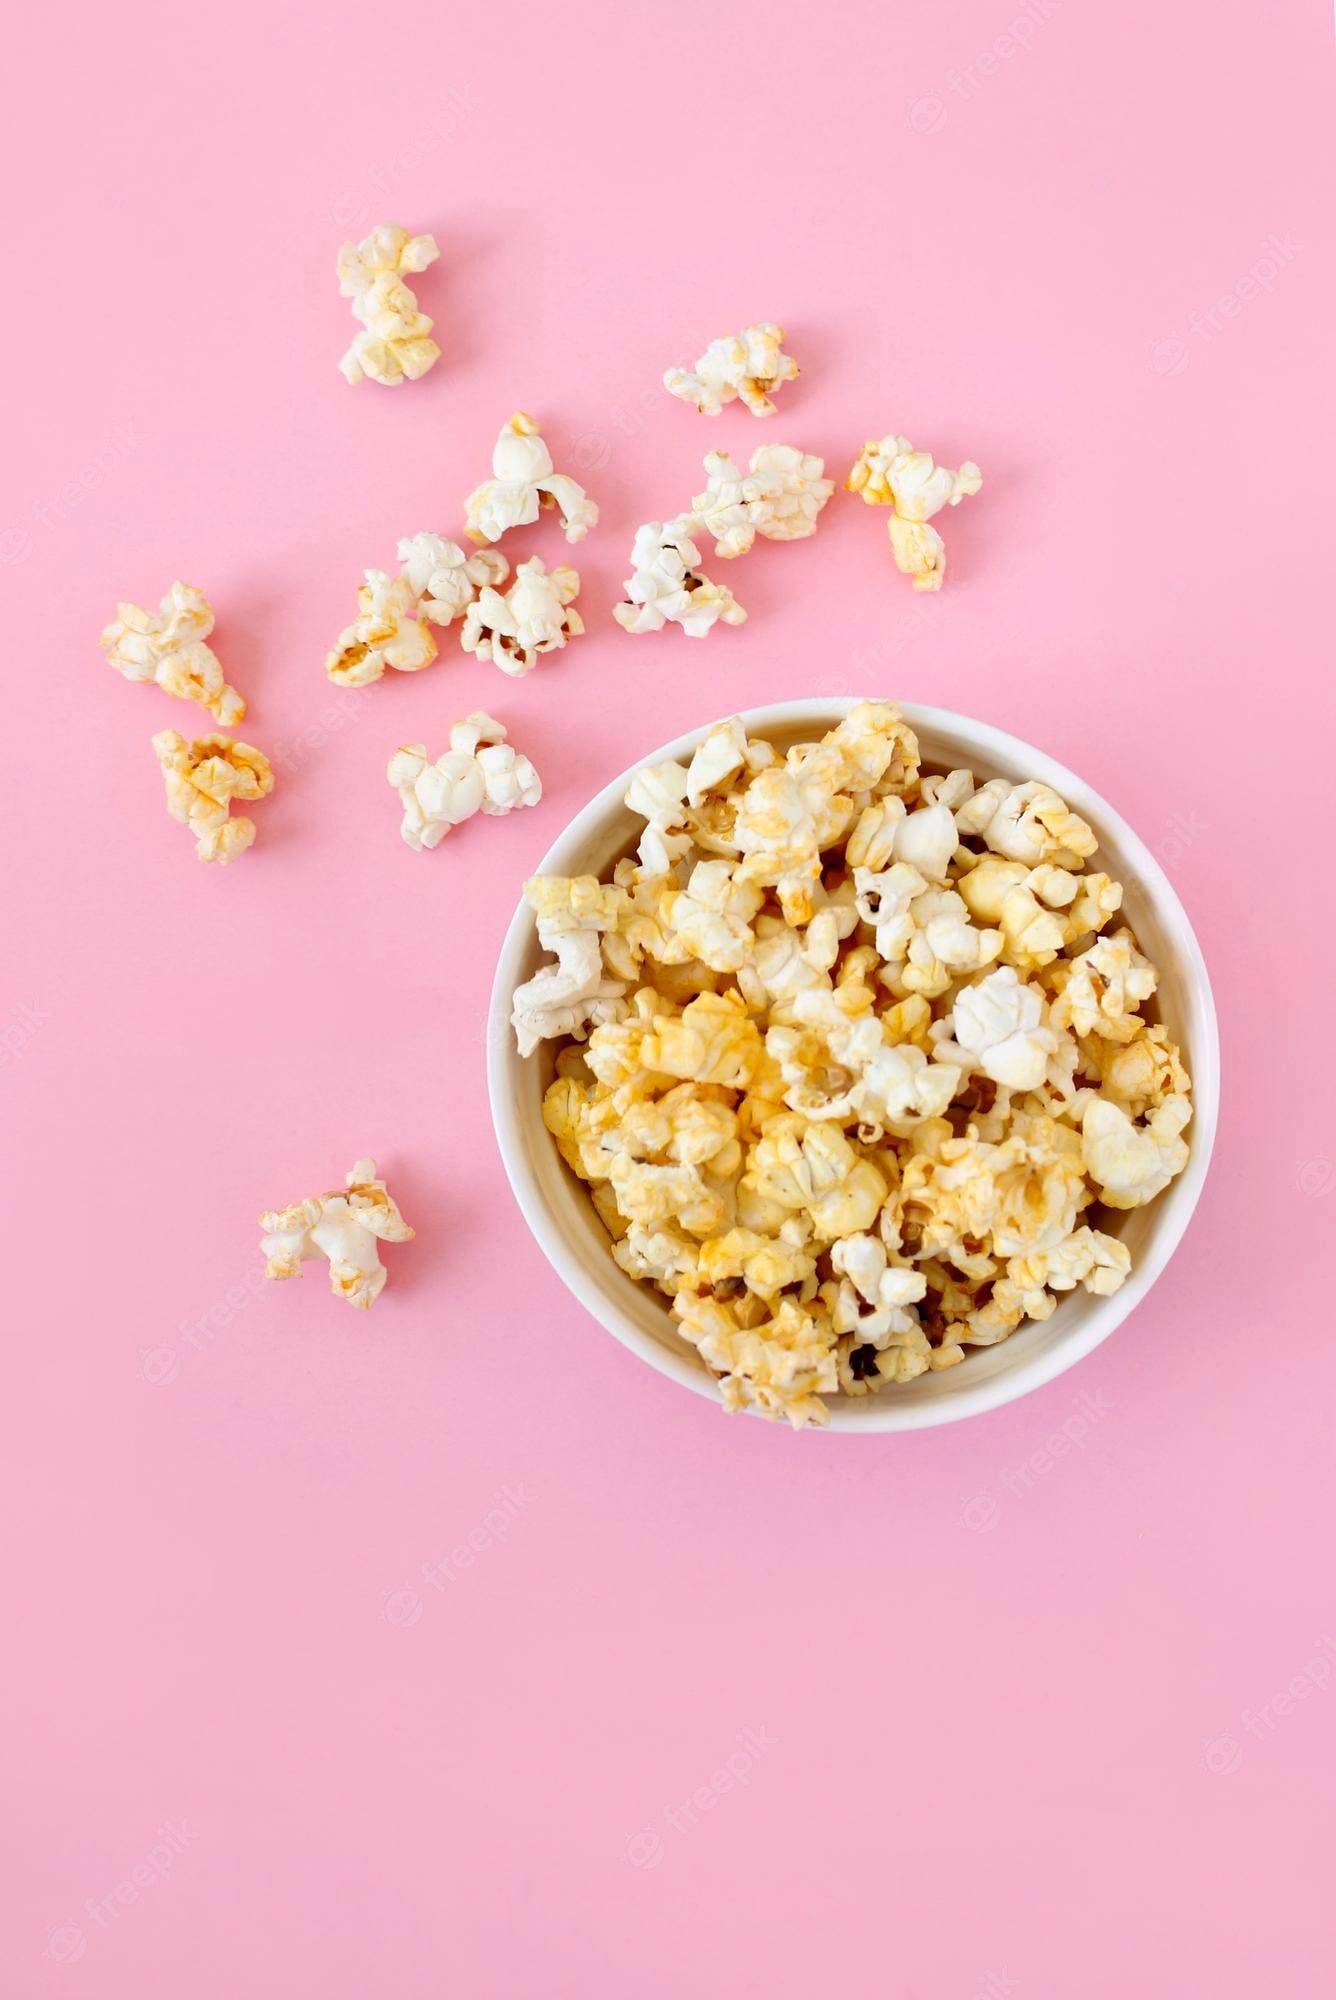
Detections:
516,706,1194,1428
152,729,273,863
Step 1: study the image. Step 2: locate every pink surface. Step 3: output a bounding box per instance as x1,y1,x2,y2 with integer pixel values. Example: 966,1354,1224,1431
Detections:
4,3,1334,1994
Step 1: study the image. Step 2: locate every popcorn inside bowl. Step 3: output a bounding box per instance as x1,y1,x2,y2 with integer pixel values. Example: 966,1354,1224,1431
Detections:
509,704,1194,1430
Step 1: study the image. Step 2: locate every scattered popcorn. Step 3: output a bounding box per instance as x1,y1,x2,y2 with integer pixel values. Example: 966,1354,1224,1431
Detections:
327,534,508,685
663,323,799,418
152,729,273,863
464,412,598,545
337,223,440,387
396,534,509,625
692,445,835,558
514,706,1193,1426
260,1157,413,1309
327,570,437,685
460,556,583,676
387,712,540,850
613,517,748,638
846,433,982,591
101,583,245,726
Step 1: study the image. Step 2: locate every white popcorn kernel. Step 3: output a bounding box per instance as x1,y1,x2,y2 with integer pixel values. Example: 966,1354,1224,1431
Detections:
769,989,962,1133
921,767,976,811
613,516,748,638
692,444,835,558
853,865,1001,995
260,1157,413,1309
846,433,982,591
328,535,507,685
829,1233,929,1348
663,323,799,418
1052,931,1157,1042
396,532,509,625
954,778,1097,868
152,729,273,864
337,224,440,386
625,758,694,874
949,966,1060,1092
513,877,631,1056
464,411,598,545
460,556,583,677
101,583,245,726
847,797,957,880
1081,1095,1192,1208
327,570,437,685
685,718,752,804
660,860,764,973
387,713,540,850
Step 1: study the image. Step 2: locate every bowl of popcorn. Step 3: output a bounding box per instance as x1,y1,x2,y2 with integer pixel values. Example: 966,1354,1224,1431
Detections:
488,700,1218,1431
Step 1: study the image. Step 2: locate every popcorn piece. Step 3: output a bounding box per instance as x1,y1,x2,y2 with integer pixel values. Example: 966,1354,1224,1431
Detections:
337,223,440,387
663,323,799,418
673,1293,837,1429
514,877,630,1056
613,516,748,638
327,570,437,685
947,966,1061,1091
101,583,245,726
847,434,983,518
768,988,961,1134
460,556,582,677
846,433,982,591
659,860,764,973
1081,1095,1191,1208
955,778,1097,868
396,533,509,625
692,445,834,558
1079,1023,1189,1119
152,729,273,863
464,411,598,545
328,535,509,685
1051,931,1157,1043
259,1157,413,1308
744,1114,888,1241
853,866,1003,997
846,797,958,880
387,712,540,850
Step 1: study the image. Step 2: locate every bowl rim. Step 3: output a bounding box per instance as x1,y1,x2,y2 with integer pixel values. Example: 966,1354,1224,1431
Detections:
487,697,1220,1433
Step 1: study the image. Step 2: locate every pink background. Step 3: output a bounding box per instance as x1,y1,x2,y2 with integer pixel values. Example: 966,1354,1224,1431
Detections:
5,2,1334,1993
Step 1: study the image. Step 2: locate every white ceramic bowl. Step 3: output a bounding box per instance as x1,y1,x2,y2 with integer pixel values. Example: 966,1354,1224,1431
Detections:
488,700,1219,1431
